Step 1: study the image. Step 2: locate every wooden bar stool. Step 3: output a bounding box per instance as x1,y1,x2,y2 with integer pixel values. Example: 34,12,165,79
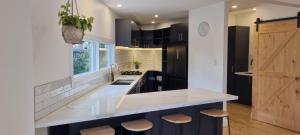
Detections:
161,114,192,135
121,119,153,135
200,109,231,135
80,125,115,135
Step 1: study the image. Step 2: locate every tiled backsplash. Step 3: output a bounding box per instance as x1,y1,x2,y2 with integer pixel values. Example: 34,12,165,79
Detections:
116,48,162,71
34,70,110,120
34,48,161,120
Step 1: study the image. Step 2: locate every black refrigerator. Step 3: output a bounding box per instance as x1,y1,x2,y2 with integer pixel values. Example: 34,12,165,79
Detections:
163,23,188,90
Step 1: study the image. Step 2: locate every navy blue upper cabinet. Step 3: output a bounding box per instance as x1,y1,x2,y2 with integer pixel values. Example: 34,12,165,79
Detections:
170,23,188,43
141,30,154,48
116,19,141,47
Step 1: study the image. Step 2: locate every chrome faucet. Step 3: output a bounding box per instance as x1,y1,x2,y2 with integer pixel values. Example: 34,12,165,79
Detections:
110,64,120,82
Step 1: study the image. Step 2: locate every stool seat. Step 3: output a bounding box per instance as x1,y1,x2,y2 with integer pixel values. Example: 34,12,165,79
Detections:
80,125,115,135
121,119,153,132
200,109,229,118
162,114,192,124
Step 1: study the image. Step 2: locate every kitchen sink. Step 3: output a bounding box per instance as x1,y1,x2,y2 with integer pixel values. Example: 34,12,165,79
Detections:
111,79,134,85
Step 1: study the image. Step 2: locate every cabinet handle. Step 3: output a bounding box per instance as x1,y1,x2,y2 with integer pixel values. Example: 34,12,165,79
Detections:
179,33,181,41
178,34,180,40
180,34,183,41
231,66,234,73
176,48,179,60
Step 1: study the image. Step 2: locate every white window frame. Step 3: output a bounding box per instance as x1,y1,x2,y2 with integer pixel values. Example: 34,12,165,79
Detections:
72,38,115,87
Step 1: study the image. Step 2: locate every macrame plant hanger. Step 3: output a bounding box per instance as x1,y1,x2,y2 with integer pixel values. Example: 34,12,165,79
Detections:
62,0,84,44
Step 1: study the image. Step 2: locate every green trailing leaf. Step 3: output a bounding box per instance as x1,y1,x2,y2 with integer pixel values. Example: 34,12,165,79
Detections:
58,2,94,32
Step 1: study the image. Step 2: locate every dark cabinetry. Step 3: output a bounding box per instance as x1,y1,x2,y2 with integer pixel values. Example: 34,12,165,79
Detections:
166,43,187,78
116,19,141,47
141,31,153,48
165,77,187,90
140,28,170,48
235,75,252,105
116,19,170,48
163,23,188,91
170,23,188,43
227,26,251,106
128,71,162,94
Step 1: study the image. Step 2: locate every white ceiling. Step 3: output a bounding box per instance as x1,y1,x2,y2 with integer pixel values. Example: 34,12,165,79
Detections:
100,0,300,25
101,0,223,24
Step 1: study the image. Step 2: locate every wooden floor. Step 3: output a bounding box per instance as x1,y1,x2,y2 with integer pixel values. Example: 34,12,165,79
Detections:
223,103,300,135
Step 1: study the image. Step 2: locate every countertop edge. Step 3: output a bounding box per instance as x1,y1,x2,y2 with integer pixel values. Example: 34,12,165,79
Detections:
35,94,237,128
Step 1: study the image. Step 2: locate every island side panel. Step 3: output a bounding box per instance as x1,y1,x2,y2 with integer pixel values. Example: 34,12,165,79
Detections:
145,102,223,135
49,102,223,135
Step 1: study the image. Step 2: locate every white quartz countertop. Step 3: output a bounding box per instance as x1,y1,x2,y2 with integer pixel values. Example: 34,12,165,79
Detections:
35,73,238,128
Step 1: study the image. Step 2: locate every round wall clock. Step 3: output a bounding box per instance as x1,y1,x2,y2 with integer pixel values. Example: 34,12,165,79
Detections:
198,21,210,37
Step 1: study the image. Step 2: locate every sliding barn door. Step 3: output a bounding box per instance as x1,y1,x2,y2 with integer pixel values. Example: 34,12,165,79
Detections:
252,19,300,132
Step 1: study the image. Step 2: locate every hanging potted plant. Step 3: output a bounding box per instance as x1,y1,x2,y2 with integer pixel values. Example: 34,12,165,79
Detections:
58,0,94,44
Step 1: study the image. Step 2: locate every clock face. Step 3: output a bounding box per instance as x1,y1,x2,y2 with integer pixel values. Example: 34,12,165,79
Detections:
198,22,210,37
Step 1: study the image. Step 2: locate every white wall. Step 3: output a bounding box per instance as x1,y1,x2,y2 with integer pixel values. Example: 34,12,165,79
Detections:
228,13,236,26
0,0,34,135
228,4,300,71
228,11,256,70
188,1,228,92
256,4,300,20
32,0,118,134
32,0,118,86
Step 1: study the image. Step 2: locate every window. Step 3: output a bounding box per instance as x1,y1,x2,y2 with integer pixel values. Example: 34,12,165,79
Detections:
73,40,114,76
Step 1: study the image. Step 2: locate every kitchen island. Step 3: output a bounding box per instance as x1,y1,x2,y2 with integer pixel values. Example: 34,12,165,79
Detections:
35,73,237,135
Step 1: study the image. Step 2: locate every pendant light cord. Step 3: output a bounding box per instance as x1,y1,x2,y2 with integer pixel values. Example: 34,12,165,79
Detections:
75,0,79,16
66,0,79,16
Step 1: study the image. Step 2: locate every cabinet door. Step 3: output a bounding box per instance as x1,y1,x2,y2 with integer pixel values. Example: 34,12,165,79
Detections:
116,19,132,47
175,78,188,89
166,77,187,90
227,27,237,95
170,23,188,43
142,31,153,48
177,23,188,42
174,44,187,78
170,25,179,43
167,44,176,76
132,30,141,47
166,76,176,90
235,75,252,106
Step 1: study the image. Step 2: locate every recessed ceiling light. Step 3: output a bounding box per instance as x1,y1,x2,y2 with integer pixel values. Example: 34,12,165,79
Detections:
151,21,156,24
131,21,135,24
117,4,122,8
232,5,237,9
252,8,257,11
154,14,159,18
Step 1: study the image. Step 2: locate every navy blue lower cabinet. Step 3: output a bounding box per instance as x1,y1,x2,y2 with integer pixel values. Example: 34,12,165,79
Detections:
49,102,223,135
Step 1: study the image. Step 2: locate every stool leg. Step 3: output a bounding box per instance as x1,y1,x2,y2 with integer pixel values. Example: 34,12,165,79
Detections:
227,116,231,135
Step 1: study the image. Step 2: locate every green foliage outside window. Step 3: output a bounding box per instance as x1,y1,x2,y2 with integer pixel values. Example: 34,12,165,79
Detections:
73,50,90,75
